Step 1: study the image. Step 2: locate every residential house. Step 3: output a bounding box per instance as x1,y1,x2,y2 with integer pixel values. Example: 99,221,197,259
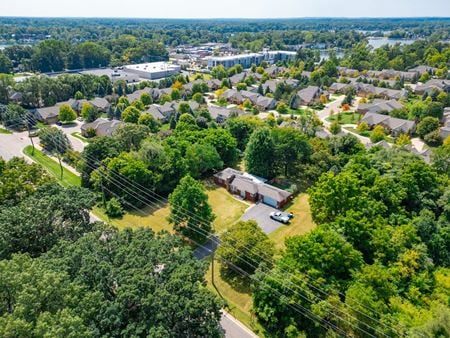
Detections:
145,105,167,122
208,106,246,123
408,65,437,76
357,99,403,114
221,89,243,104
81,118,124,137
328,82,352,94
229,72,247,86
214,168,293,208
206,79,222,91
337,67,360,78
90,97,111,112
34,105,61,124
292,86,326,107
255,96,276,111
415,79,450,95
359,112,416,136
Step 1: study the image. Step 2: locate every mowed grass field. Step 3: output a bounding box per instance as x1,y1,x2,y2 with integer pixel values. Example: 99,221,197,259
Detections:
23,145,81,187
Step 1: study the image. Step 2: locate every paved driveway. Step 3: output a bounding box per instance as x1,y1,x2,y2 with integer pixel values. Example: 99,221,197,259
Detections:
240,202,286,234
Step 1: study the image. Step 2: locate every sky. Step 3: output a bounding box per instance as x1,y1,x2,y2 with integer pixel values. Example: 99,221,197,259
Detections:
0,0,449,18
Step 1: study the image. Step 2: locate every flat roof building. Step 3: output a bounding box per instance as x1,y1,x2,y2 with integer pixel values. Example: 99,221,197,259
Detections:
207,51,296,69
123,62,181,80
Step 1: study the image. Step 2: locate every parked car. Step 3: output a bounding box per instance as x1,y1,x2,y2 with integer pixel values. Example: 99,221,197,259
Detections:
77,117,84,122
270,211,290,224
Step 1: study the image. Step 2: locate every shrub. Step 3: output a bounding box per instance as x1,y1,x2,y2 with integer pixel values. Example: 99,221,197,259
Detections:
330,121,341,135
105,198,124,218
416,117,440,139
370,125,386,143
357,121,369,133
424,130,443,147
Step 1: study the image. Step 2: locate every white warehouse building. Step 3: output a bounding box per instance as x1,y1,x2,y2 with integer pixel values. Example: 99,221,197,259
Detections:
123,62,181,80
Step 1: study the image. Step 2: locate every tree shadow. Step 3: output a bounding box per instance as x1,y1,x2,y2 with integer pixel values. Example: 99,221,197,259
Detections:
219,265,252,294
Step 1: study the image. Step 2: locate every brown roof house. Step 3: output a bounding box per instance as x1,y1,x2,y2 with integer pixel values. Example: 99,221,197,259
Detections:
214,168,292,208
81,118,124,137
292,86,327,107
359,112,416,136
34,104,62,124
357,99,403,114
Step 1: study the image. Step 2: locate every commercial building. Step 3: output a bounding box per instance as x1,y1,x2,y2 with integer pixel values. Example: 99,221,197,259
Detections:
123,62,181,80
207,51,296,69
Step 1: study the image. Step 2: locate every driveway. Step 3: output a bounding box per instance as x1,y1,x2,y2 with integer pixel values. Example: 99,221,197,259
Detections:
240,202,286,234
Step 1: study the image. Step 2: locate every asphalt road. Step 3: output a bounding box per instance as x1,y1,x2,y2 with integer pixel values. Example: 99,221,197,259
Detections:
0,129,33,161
220,311,259,338
240,202,286,234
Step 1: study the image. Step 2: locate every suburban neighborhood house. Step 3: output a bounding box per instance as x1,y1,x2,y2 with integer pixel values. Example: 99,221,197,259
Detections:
292,86,328,107
360,112,416,136
357,99,403,114
81,118,124,137
214,168,293,209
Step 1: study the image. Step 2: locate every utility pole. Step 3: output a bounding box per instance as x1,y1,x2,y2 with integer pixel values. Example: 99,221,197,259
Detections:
25,118,35,156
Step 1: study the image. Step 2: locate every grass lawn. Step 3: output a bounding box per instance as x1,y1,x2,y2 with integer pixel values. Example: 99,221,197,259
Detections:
23,145,81,187
160,123,170,131
0,127,12,134
326,112,362,124
345,127,395,143
269,193,316,250
92,204,173,233
71,131,91,143
36,122,47,129
205,260,267,337
204,180,249,234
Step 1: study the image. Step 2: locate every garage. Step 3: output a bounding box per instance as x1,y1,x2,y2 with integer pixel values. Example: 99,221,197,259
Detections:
262,195,278,208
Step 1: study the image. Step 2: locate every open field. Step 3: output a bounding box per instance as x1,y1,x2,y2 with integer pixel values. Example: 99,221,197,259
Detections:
23,145,81,187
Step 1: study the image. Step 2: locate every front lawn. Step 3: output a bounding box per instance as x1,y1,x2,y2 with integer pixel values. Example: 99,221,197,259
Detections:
204,180,249,234
23,145,81,187
0,127,12,134
71,131,91,143
269,193,316,250
326,112,362,124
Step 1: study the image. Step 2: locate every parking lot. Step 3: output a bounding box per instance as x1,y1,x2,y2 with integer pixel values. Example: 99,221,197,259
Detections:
240,202,287,234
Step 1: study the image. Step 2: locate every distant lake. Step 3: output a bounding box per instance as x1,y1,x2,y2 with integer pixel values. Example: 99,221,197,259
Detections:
367,37,418,49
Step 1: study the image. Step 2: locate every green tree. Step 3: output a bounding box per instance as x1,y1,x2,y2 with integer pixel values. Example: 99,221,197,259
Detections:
39,127,72,155
80,102,99,123
330,121,342,135
186,143,223,178
138,113,160,133
178,101,191,114
370,125,386,143
171,88,181,101
121,105,141,123
0,183,96,259
113,123,150,151
416,116,440,139
217,220,274,275
244,127,276,179
192,92,204,104
58,104,77,123
168,175,215,242
105,197,124,218
0,52,13,73
140,92,153,106
271,127,312,177
276,102,288,114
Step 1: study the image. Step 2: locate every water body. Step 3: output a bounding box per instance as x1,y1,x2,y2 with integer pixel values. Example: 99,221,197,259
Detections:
367,37,418,49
